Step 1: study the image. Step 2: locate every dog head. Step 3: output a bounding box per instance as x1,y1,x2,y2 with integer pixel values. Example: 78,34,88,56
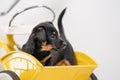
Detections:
25,21,66,52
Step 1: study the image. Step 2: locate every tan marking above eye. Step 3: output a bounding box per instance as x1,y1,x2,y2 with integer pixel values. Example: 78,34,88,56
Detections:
52,32,56,34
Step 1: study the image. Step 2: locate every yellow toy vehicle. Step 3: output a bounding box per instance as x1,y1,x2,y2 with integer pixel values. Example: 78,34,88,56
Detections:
0,5,97,80
0,34,97,80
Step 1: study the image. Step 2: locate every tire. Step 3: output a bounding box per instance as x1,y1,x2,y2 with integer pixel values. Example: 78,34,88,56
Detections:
90,73,97,80
0,70,20,80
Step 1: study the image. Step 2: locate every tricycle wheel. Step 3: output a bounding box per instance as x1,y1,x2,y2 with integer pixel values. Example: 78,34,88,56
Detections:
89,73,97,80
0,70,20,80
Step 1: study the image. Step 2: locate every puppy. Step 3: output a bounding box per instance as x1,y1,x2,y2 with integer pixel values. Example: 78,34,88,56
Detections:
22,8,77,66
22,22,66,66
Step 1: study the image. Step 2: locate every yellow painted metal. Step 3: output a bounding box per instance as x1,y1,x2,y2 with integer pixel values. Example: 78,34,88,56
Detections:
6,34,16,49
0,51,97,80
0,51,43,80
0,34,15,53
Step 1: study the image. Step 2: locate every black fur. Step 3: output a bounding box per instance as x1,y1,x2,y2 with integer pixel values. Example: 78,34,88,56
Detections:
22,22,66,66
22,8,77,66
57,8,76,65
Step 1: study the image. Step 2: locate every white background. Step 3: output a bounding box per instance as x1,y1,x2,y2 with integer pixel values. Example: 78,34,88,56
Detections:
0,0,120,80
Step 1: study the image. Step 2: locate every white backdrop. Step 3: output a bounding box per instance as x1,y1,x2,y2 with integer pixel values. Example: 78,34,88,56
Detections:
0,0,120,80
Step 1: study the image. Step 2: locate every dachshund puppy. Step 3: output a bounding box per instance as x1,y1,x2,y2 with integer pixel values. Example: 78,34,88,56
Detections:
22,9,77,66
22,22,66,66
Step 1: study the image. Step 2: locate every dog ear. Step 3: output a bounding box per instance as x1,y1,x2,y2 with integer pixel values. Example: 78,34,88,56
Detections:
22,27,46,54
22,33,36,54
34,27,46,42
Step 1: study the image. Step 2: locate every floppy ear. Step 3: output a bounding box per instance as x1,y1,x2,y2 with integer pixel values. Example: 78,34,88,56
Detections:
22,33,36,54
22,27,46,54
34,27,46,43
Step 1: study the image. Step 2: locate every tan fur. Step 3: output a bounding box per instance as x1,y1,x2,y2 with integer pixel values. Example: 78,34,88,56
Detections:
55,59,71,66
41,42,54,51
41,55,51,64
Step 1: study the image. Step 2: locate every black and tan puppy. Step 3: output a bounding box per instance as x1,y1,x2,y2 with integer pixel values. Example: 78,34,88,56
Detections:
22,8,77,66
22,22,66,66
